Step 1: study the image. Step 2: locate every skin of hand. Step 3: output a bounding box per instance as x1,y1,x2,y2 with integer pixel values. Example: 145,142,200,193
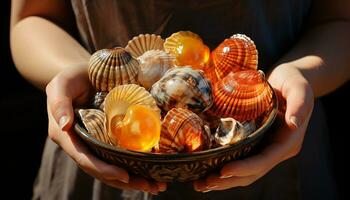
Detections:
193,65,314,192
46,66,166,195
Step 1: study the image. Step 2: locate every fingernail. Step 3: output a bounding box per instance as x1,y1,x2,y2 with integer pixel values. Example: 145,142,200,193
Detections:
150,191,158,195
202,189,212,193
220,174,233,179
289,116,300,128
119,177,129,184
59,116,68,130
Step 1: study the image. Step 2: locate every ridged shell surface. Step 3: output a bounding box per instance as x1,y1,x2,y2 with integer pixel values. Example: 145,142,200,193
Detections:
210,70,274,121
158,108,211,153
77,109,113,145
88,47,139,92
104,84,160,139
125,34,164,58
150,67,213,113
164,31,210,68
210,34,258,82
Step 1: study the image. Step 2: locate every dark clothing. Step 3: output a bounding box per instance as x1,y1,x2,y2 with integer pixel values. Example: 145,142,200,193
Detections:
33,0,337,199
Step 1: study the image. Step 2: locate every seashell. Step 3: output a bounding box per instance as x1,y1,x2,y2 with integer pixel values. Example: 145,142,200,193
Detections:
77,109,113,145
210,34,258,81
137,50,175,89
125,34,164,58
210,70,274,121
214,118,256,146
104,84,160,146
88,47,139,92
107,105,161,152
164,31,210,68
158,108,211,153
150,66,213,113
92,92,107,110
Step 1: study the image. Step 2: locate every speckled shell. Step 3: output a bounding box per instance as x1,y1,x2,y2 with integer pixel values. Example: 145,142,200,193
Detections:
137,50,175,89
209,34,258,82
125,34,164,58
214,118,256,146
104,84,160,139
77,109,113,145
92,92,108,110
88,47,139,92
150,67,213,113
163,31,210,67
158,108,211,153
210,70,274,121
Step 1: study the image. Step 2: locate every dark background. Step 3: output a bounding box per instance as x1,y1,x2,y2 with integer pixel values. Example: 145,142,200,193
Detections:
1,1,347,199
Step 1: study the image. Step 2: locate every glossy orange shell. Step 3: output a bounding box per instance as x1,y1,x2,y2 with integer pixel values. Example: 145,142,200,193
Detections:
158,108,211,153
210,70,274,121
209,34,258,82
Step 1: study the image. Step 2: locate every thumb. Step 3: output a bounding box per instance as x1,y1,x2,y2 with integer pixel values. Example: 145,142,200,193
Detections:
46,79,74,132
282,77,313,129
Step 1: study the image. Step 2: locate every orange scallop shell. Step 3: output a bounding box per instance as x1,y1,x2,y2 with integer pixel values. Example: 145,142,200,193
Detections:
210,70,274,121
158,108,211,153
209,34,258,82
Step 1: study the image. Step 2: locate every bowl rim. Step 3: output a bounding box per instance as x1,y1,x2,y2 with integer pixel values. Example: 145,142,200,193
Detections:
74,89,278,161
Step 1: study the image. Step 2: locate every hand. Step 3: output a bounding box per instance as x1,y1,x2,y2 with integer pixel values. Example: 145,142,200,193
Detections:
46,66,166,195
193,64,314,192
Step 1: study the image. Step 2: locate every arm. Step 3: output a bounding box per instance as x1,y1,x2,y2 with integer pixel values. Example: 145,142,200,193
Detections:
10,0,90,90
10,0,165,194
194,0,350,191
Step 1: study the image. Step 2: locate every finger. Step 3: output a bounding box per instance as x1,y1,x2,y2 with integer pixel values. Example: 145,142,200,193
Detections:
207,174,258,191
220,142,283,178
193,179,208,192
281,77,313,129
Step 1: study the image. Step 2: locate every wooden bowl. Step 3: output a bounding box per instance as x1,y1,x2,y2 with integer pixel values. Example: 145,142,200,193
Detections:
74,94,278,182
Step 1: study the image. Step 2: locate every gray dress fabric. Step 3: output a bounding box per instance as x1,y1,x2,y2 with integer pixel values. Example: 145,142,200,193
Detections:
32,0,337,199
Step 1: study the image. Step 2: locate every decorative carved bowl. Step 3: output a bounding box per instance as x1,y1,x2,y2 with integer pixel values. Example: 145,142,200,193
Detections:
74,93,277,182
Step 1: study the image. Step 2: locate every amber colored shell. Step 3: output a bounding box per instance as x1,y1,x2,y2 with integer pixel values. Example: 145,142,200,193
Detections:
209,34,258,82
125,34,164,58
210,70,274,121
150,67,213,113
163,31,210,68
158,108,211,153
88,47,139,92
137,50,175,89
104,84,160,140
77,109,113,145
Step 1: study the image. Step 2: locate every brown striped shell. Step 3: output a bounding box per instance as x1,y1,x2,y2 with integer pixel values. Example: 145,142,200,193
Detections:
77,109,113,145
210,70,274,121
104,84,160,143
125,34,164,58
137,50,175,89
158,108,211,153
209,34,258,83
88,47,139,92
150,66,213,113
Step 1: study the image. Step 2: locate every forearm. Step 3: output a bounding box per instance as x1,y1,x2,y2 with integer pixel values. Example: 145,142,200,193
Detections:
10,16,90,90
275,21,350,97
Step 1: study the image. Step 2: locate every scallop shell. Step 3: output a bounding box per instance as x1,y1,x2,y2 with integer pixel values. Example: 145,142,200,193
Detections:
214,118,256,146
150,66,213,113
164,31,210,67
125,34,164,58
77,109,113,145
104,84,160,139
210,34,258,81
210,70,274,121
158,108,211,153
88,47,139,92
137,50,175,89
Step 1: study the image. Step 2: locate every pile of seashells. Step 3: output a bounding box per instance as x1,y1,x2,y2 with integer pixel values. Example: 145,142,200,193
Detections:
77,31,275,154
